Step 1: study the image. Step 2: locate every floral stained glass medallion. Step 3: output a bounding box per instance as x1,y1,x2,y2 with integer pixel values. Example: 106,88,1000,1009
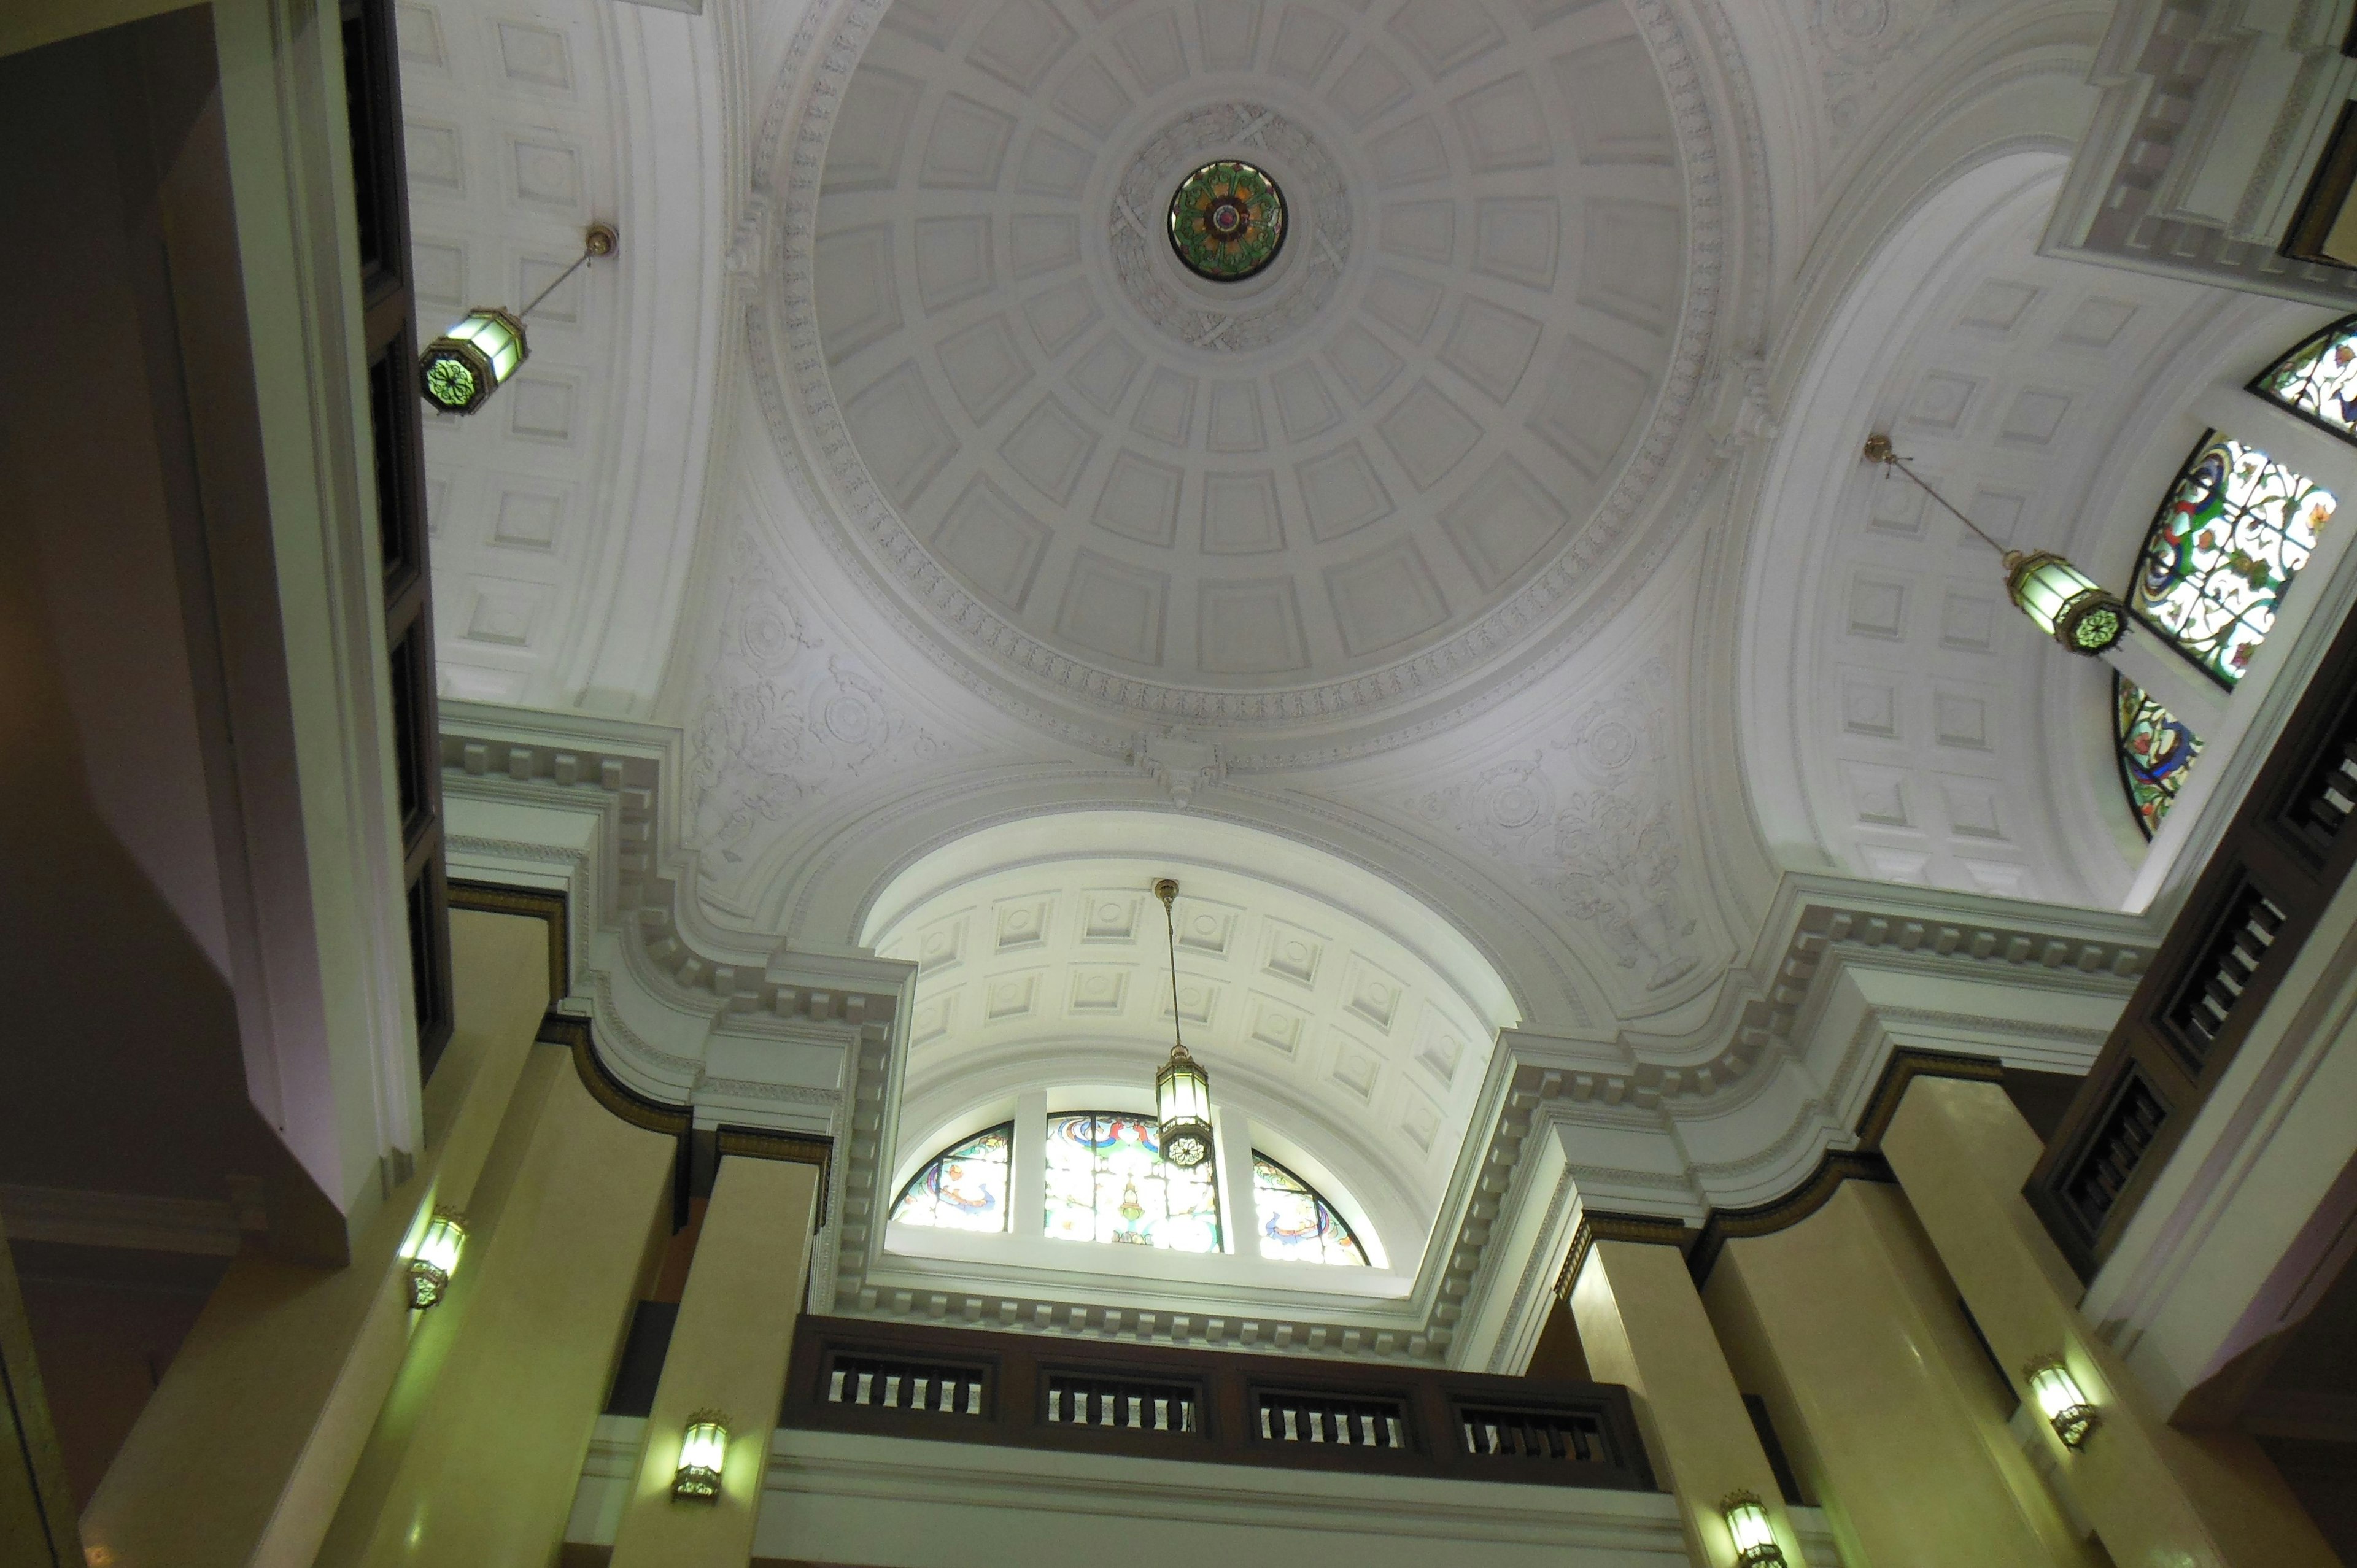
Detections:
1043,1113,1220,1252
1167,160,1287,282
2251,315,2357,442
889,1123,1013,1233
2114,675,2203,839
2132,433,2337,686
1251,1156,1367,1265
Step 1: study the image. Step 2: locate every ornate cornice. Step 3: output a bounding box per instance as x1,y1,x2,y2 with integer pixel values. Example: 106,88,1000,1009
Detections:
440,709,2151,1367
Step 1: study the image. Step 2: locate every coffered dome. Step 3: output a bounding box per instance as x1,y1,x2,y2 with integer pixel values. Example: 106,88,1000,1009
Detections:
796,0,1706,710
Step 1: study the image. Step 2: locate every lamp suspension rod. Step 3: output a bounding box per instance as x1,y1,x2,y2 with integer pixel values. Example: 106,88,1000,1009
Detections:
516,228,613,322
1162,884,1183,1053
1865,435,2011,558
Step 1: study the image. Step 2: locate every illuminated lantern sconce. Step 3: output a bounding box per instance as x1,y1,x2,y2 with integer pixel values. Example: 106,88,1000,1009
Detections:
1151,878,1215,1168
406,1207,466,1309
419,223,617,415
417,306,525,415
2005,550,2126,656
1721,1491,1786,1567
1864,435,2124,655
673,1412,730,1500
1156,1043,1213,1168
2025,1358,2100,1449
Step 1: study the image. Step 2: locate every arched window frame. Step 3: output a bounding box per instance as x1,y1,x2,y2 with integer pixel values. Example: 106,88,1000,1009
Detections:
2106,317,2357,840
887,1114,1372,1267
887,1121,1014,1234
2248,312,2357,450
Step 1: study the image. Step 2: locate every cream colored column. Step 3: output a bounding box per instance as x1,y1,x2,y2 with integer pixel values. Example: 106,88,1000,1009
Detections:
83,910,551,1568
1884,1076,2339,1568
607,1154,821,1568
1571,1237,1811,1568
1706,1182,2099,1568
343,1058,672,1568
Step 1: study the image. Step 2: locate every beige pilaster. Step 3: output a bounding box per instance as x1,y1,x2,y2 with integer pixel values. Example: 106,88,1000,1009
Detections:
1570,1236,1811,1567
81,911,551,1568
339,1056,671,1568
1884,1076,2339,1568
1705,1181,2099,1568
607,1154,821,1568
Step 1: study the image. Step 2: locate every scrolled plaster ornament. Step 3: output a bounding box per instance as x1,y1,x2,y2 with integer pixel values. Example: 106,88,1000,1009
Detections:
1411,660,1700,991
688,532,952,866
1131,727,1226,808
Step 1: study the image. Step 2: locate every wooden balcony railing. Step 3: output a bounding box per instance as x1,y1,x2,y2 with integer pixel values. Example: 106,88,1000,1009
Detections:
779,1316,1655,1491
2026,604,2357,1279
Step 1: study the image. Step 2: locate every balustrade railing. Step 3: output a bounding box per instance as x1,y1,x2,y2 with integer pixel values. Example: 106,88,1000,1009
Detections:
780,1316,1654,1491
2026,605,2357,1278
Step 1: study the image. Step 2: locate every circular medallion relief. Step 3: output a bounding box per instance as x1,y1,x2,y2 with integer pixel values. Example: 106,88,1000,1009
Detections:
1110,103,1350,355
1168,160,1287,282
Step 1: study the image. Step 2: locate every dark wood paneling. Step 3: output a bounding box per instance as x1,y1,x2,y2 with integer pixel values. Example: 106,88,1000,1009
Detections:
2027,595,2357,1279
339,0,451,1082
780,1315,1656,1493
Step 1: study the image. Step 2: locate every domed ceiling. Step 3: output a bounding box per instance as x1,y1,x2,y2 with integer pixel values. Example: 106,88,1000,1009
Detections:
799,0,1702,708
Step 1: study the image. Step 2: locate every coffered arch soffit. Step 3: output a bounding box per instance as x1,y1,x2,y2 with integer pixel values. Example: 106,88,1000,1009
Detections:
1736,148,2333,911
402,0,729,716
859,810,1519,1261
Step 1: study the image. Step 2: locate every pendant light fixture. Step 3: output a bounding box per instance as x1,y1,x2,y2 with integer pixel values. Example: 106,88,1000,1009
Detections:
1864,435,2126,655
418,223,617,415
1152,877,1214,1168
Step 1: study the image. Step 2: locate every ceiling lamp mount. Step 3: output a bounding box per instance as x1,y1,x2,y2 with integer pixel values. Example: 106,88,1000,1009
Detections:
419,223,618,415
1153,877,1214,1168
1864,434,2126,655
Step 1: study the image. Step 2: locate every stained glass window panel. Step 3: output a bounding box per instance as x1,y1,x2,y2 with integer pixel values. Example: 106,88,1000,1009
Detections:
1043,1113,1220,1253
889,1124,1013,1233
2132,433,2336,686
2114,675,2204,840
1251,1156,1368,1265
2251,315,2357,443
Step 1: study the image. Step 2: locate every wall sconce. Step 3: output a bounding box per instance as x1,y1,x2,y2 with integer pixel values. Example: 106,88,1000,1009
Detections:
673,1411,730,1500
2025,1358,2100,1448
1721,1491,1786,1567
405,1207,466,1309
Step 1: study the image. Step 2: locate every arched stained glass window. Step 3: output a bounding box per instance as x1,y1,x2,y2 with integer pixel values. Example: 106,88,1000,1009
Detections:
888,1123,1012,1233
1044,1113,1220,1252
2251,314,2357,442
889,1116,1372,1266
2131,433,2337,686
2114,675,2204,839
1252,1156,1368,1265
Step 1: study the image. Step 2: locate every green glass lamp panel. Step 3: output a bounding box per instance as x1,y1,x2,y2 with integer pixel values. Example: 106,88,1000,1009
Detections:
421,353,478,411
1043,1112,1219,1253
2251,314,2357,444
2113,674,2203,840
1167,160,1287,282
1250,1155,1368,1265
2132,431,2336,686
889,1123,1013,1232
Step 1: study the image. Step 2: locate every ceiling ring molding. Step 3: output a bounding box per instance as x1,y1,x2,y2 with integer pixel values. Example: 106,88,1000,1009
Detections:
749,0,1743,738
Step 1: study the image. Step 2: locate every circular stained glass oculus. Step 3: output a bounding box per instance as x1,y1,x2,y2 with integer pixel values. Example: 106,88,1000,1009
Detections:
1168,160,1287,282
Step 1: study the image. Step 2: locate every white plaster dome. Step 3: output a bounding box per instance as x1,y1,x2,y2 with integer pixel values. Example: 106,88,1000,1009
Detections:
800,0,1702,704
